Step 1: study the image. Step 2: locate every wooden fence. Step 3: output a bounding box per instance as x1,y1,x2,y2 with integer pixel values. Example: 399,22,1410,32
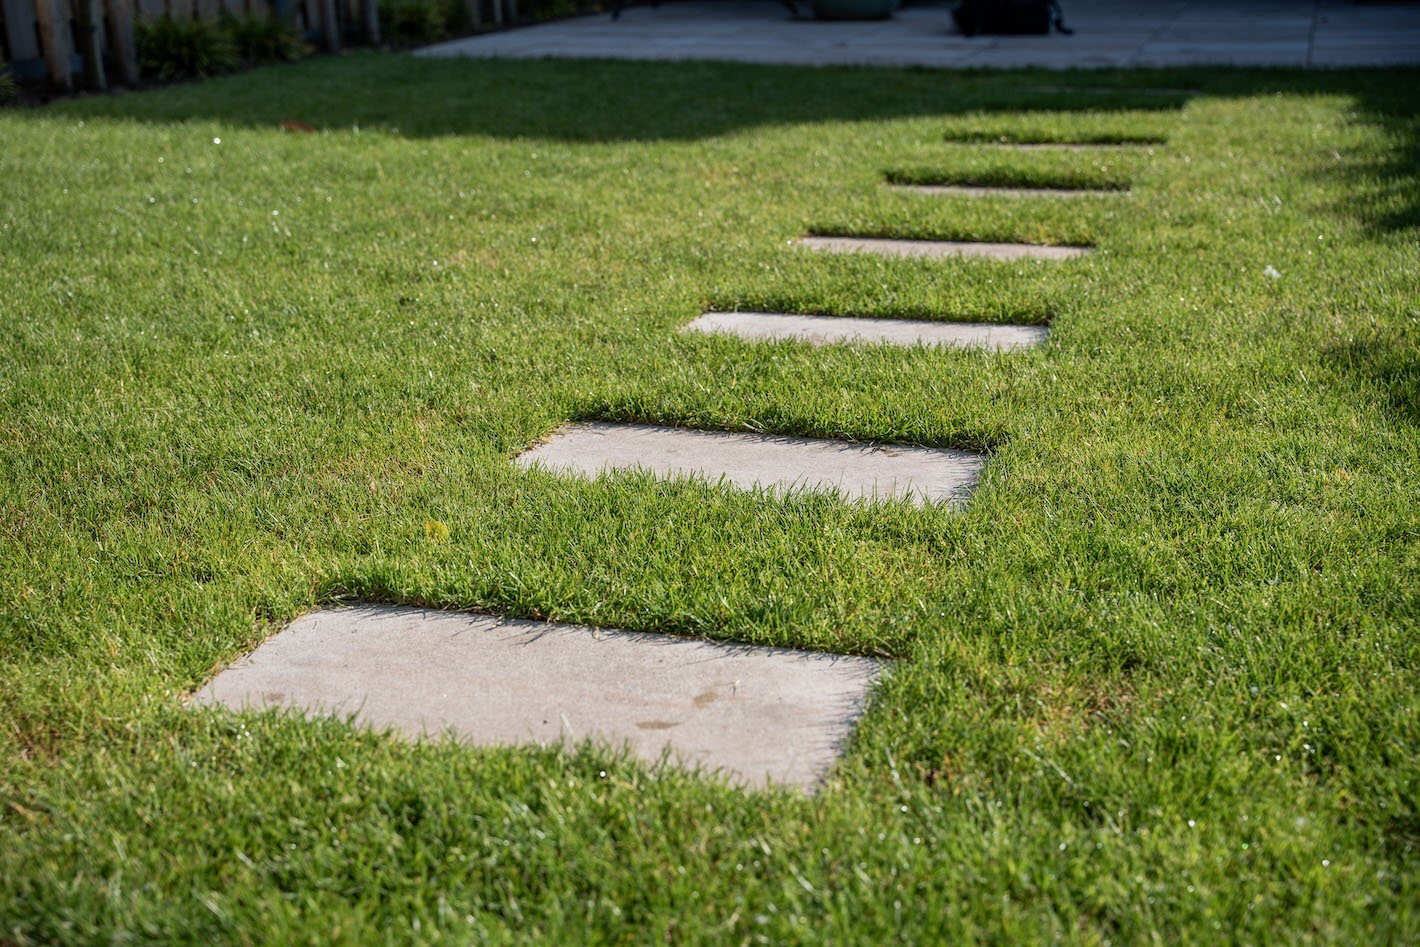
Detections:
1,0,380,91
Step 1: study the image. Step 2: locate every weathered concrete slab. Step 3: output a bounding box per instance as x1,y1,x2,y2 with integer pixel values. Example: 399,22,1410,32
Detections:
686,311,1047,351
892,184,1123,199
517,422,984,506
415,0,1420,69
797,236,1091,262
947,141,1159,150
194,605,881,791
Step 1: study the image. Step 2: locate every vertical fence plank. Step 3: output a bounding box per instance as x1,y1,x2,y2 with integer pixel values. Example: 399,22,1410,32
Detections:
316,0,336,50
3,0,43,62
33,0,73,88
360,0,376,44
74,0,106,88
168,0,192,19
101,0,138,83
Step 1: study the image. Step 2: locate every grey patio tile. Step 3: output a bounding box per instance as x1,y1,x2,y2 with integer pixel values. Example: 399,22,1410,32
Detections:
796,235,1092,262
685,310,1048,350
516,422,985,507
194,605,883,792
890,184,1124,199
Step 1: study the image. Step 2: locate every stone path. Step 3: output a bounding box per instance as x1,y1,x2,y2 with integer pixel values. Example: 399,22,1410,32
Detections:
686,310,1048,350
797,235,1092,262
517,422,985,506
195,29,1217,788
195,605,881,791
417,0,1420,69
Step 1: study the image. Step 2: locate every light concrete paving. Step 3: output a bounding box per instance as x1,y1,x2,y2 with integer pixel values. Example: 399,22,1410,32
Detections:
517,422,984,506
891,184,1123,198
797,235,1092,261
194,605,881,791
686,310,1048,350
959,142,1159,150
416,0,1420,69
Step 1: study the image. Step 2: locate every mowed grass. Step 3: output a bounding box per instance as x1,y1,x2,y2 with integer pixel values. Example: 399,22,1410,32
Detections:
1,54,1418,942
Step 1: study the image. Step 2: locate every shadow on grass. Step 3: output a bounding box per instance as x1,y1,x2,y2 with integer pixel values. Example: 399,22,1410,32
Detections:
31,54,1420,226
1323,327,1420,427
1335,73,1420,235
43,53,1208,142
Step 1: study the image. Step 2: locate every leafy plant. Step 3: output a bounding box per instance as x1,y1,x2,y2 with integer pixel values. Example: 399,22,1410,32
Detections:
379,0,448,44
519,0,586,24
439,0,473,36
223,12,312,64
0,55,15,103
136,14,240,80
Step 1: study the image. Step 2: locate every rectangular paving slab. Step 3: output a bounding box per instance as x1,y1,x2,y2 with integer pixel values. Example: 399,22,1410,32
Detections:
193,605,882,792
951,141,1159,151
686,311,1047,351
797,235,1091,262
892,184,1123,199
517,422,984,506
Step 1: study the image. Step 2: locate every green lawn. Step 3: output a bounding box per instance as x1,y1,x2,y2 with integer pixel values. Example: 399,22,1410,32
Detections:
2,55,1418,942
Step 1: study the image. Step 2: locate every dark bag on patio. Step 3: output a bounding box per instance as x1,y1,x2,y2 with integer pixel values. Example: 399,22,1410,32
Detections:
953,0,1072,36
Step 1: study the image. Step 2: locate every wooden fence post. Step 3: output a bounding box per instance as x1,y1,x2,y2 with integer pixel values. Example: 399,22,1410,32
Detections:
75,0,108,90
361,0,378,44
102,0,141,85
34,0,74,90
318,0,340,51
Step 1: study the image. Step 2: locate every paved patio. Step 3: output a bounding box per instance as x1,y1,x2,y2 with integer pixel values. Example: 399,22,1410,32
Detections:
418,0,1420,69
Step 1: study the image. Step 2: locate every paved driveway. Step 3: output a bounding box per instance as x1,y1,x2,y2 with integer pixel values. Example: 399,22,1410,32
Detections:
417,0,1420,69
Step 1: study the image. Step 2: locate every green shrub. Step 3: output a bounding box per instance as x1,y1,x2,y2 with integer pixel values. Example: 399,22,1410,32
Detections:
518,0,586,23
223,12,312,63
378,0,448,44
438,0,472,35
136,14,240,80
0,56,15,103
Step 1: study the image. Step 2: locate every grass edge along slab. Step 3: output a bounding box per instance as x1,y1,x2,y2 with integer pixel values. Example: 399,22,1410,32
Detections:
685,311,1048,350
193,604,883,792
516,422,986,507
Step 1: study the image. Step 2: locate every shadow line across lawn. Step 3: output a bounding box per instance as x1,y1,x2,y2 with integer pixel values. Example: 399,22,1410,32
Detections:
42,55,1419,233
50,53,1206,142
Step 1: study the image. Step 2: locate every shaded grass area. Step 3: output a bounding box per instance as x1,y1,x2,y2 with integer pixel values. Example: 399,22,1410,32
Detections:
2,55,1420,942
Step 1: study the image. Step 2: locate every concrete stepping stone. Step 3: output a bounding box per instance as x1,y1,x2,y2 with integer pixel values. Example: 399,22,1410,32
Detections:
1027,85,1198,96
517,422,984,507
194,604,882,792
891,184,1123,199
686,311,1047,351
949,141,1158,150
797,235,1091,262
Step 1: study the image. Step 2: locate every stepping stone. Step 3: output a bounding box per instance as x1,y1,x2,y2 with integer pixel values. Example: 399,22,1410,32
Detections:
797,236,1091,262
1027,85,1198,96
517,422,984,507
891,184,1123,199
949,141,1157,151
194,605,882,792
685,311,1047,351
